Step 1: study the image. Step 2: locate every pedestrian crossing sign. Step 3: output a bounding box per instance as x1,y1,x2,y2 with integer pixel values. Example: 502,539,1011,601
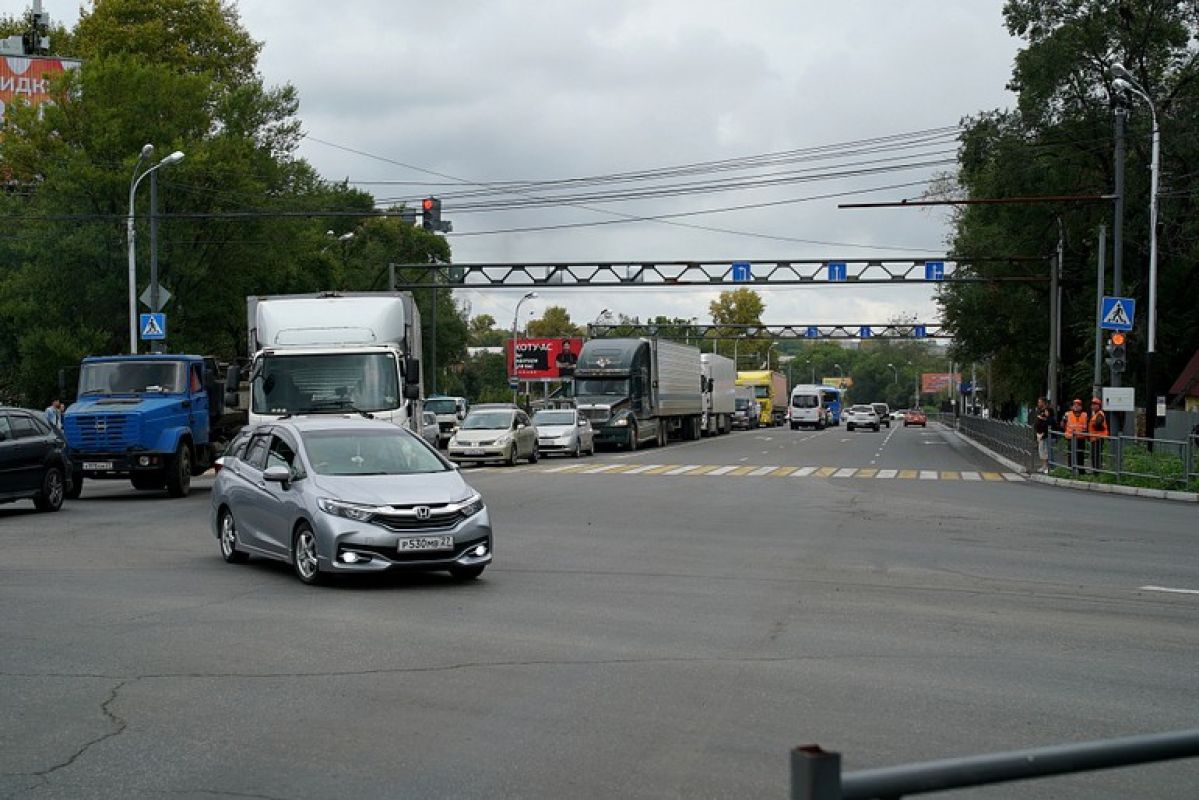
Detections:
1100,296,1135,331
139,313,167,341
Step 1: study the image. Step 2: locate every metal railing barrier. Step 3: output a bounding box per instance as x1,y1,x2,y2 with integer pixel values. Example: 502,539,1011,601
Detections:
791,728,1199,799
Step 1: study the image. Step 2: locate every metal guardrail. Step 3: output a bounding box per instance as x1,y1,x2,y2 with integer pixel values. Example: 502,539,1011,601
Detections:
953,415,1037,471
1047,431,1196,488
791,728,1199,799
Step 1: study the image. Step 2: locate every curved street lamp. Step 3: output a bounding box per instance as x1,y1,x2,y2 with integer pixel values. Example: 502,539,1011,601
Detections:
512,292,538,404
127,146,185,353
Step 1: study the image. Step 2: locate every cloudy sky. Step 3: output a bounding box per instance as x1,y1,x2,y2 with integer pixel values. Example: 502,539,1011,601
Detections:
233,0,1024,330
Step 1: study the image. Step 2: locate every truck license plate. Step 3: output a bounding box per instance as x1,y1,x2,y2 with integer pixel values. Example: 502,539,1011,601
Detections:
398,535,454,552
83,461,114,471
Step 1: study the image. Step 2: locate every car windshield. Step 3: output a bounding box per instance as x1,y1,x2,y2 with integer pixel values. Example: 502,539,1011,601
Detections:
425,398,459,414
851,405,873,412
574,378,629,397
462,411,514,430
792,395,819,408
533,411,575,425
78,361,187,395
252,352,399,415
301,429,447,475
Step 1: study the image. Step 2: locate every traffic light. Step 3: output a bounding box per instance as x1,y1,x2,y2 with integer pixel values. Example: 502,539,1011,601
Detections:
421,197,441,232
1110,332,1127,374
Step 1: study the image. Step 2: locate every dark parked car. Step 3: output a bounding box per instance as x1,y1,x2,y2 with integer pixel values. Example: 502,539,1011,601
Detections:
0,407,72,512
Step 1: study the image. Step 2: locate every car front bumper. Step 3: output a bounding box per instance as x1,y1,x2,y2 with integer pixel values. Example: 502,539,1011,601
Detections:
314,507,494,574
447,443,512,462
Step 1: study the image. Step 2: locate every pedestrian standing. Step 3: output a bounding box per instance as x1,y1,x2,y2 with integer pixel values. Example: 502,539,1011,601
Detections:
44,398,64,429
1088,397,1109,471
1062,398,1089,475
1033,397,1052,473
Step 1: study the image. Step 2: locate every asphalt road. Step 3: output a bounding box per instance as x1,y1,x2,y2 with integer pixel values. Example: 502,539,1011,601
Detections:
2,422,1197,799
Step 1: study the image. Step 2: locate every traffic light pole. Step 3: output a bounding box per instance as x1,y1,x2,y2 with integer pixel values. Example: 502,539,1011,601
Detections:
1092,225,1106,400
1112,103,1128,435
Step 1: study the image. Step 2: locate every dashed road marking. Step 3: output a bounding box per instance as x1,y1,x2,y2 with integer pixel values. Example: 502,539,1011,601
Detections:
1140,585,1199,595
706,465,738,476
621,464,663,475
748,465,779,477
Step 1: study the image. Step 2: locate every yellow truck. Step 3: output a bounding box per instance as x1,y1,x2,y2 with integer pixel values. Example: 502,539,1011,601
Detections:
735,370,788,426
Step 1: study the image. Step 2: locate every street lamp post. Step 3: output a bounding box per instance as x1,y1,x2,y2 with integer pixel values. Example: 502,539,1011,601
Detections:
833,362,843,381
512,292,538,405
1113,64,1161,437
767,343,778,371
886,362,898,385
805,359,814,384
127,146,184,353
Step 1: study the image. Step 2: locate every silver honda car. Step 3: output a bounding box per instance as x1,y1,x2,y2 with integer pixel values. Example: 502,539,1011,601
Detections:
210,416,492,585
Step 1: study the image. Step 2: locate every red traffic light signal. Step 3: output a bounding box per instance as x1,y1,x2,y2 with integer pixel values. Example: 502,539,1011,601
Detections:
422,197,434,212
1110,332,1126,346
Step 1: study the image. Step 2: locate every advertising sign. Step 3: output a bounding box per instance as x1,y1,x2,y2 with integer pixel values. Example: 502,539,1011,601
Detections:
507,337,584,380
821,377,852,389
0,56,82,122
921,372,961,394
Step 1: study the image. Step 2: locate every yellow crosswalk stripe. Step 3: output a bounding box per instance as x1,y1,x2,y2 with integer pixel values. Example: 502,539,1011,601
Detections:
816,467,838,477
898,469,918,479
769,467,797,476
644,465,676,475
982,472,1003,481
688,465,721,475
728,466,757,476
941,471,960,480
856,468,878,478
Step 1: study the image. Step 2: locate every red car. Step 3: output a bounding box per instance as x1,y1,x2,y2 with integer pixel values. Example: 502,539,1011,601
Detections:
904,409,927,427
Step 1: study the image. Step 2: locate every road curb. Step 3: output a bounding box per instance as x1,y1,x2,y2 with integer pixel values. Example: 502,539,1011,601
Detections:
1025,473,1199,502
947,428,1028,475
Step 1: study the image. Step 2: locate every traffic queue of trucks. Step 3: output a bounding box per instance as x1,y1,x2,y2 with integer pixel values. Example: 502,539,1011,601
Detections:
59,288,852,496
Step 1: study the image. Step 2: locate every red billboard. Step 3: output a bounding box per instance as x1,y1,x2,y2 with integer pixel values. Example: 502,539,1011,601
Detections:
507,337,584,380
921,372,961,394
0,56,81,122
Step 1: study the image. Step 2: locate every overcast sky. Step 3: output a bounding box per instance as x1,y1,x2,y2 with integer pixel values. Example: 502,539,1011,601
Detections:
233,1,1023,330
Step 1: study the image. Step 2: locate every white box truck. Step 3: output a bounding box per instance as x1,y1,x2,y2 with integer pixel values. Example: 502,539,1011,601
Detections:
700,353,736,435
233,292,423,430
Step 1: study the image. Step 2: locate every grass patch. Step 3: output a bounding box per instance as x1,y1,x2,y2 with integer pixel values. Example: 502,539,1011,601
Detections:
1049,442,1195,492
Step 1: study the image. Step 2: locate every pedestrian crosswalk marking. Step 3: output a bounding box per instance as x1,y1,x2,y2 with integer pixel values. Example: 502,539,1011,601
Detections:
528,463,1025,483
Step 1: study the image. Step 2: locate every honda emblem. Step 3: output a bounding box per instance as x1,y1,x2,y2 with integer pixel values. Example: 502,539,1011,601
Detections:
414,506,431,520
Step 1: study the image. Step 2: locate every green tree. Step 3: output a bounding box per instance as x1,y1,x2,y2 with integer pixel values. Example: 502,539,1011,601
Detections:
709,288,767,368
526,306,583,338
941,0,1199,410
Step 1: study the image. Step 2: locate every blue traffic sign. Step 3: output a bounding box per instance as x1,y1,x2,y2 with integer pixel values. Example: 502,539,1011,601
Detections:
827,261,847,282
1100,296,1135,331
731,261,753,282
859,326,872,338
924,260,945,281
805,326,820,338
508,377,519,389
913,325,927,339
139,313,166,341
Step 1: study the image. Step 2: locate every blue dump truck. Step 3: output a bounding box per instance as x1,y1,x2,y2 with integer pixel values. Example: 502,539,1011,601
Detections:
62,354,243,498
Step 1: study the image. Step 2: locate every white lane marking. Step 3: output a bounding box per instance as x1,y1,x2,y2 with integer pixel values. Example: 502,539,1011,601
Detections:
840,438,851,443
665,464,700,475
580,464,622,474
791,467,817,477
875,469,897,479
540,464,578,473
869,460,877,465
1140,586,1199,595
622,464,662,475
833,468,857,478
1002,472,1024,482
707,465,738,475
962,471,982,481
738,457,748,462
748,465,779,476
919,470,938,480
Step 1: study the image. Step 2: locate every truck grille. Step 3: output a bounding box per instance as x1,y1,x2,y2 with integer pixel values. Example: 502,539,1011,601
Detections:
66,414,140,451
580,408,609,424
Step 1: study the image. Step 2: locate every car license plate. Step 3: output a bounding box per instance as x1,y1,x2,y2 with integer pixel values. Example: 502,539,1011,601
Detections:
83,461,113,471
464,448,485,456
398,535,454,552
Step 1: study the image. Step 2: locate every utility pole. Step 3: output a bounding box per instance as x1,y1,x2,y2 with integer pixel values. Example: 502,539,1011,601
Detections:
1092,225,1106,400
1112,101,1128,434
149,169,162,354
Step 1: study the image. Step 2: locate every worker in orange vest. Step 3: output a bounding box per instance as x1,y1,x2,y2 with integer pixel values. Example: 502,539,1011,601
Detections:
1062,398,1089,474
1088,397,1109,471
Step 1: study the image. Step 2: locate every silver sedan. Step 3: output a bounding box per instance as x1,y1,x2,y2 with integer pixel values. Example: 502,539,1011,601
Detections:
210,416,492,585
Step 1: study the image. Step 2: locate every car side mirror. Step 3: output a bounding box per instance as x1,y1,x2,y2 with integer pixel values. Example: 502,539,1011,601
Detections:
263,465,291,486
224,364,242,409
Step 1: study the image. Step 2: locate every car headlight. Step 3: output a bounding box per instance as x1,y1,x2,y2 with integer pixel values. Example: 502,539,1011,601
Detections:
495,432,512,445
317,498,378,522
612,417,629,427
458,492,484,518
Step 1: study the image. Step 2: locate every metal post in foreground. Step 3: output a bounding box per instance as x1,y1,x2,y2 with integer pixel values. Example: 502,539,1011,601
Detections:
1092,224,1106,399
791,746,841,800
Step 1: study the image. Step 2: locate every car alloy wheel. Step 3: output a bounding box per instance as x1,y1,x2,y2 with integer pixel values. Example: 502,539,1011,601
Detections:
292,524,322,585
34,467,65,512
219,510,249,564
